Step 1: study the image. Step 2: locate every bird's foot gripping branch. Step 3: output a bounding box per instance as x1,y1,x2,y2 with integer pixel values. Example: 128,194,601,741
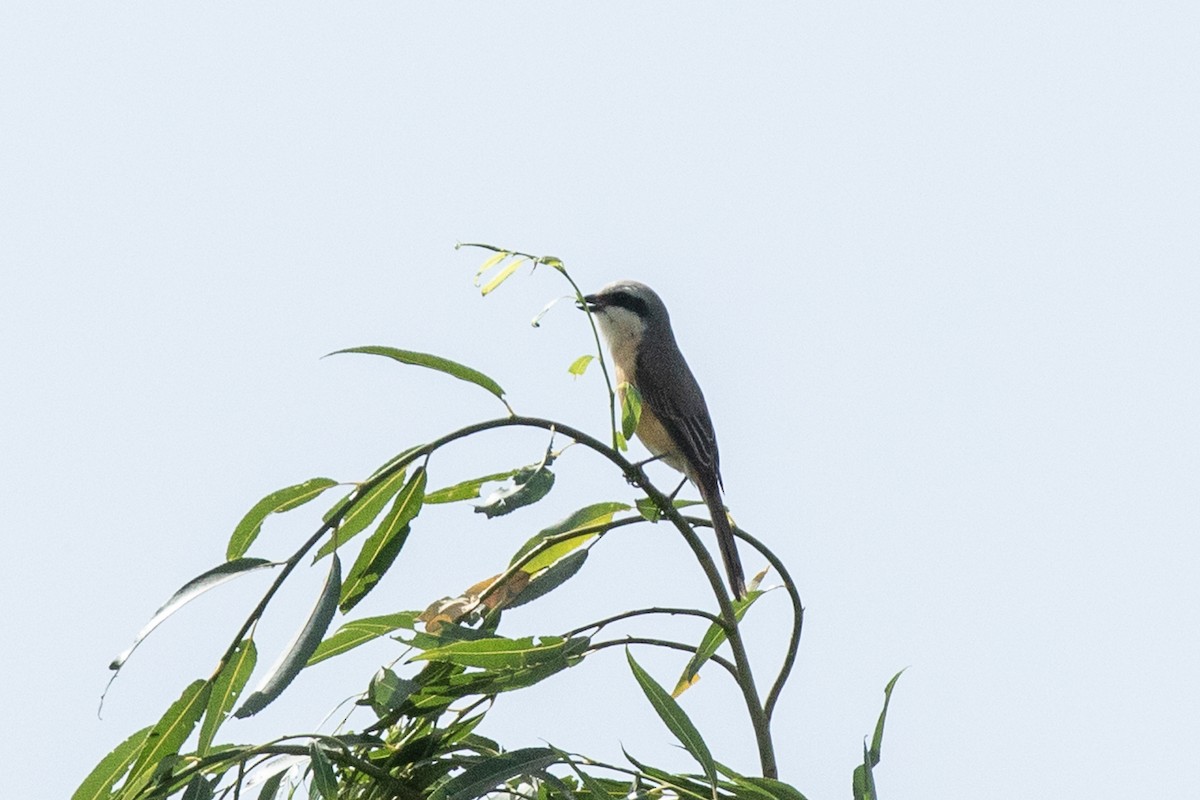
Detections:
80,244,903,800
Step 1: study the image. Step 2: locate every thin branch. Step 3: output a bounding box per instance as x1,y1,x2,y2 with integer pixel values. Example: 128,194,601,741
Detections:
682,516,804,725
457,243,620,448
563,606,726,639
213,414,780,778
633,470,778,778
588,636,739,681
732,524,804,724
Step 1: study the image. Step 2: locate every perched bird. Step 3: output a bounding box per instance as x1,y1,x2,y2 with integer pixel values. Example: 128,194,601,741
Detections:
580,280,746,598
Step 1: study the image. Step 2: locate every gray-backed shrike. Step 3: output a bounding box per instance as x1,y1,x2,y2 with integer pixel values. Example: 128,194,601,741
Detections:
581,280,746,598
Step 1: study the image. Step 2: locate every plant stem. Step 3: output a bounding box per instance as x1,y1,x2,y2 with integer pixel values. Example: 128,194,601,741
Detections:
587,637,739,680
563,606,726,638
219,414,780,777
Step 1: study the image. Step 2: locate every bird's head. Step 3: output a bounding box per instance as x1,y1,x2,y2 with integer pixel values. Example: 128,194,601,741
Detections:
578,280,672,346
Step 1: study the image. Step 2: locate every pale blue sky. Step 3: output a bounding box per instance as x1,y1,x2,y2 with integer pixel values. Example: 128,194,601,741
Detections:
3,4,1198,798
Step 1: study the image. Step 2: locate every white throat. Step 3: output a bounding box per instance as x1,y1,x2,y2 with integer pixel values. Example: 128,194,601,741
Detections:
594,306,647,372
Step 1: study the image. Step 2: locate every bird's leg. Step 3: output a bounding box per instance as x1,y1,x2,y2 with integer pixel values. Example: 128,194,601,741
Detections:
667,476,687,502
623,452,668,487
630,453,668,470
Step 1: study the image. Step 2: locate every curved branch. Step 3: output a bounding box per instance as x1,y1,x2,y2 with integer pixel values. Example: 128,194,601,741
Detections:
213,414,779,777
683,517,804,725
588,636,739,681
133,736,419,800
563,606,726,639
735,526,805,724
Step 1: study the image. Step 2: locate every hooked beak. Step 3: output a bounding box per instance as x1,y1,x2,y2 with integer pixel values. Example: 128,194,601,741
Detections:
578,293,604,312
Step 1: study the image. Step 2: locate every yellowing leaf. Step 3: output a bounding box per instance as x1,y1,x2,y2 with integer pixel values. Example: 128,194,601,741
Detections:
473,250,509,285
568,354,594,377
480,257,528,296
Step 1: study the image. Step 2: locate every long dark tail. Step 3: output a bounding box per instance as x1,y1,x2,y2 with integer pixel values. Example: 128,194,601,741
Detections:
698,478,746,599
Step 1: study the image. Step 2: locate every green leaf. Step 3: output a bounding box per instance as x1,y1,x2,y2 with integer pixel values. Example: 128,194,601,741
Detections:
618,748,707,800
507,551,588,609
308,611,419,666
425,468,523,504
252,771,285,800
672,589,764,697
853,670,904,800
315,466,413,561
625,650,716,788
618,382,642,440
110,558,275,672
566,765,620,800
339,467,427,611
433,747,562,800
198,639,257,755
634,496,703,522
481,256,529,295
366,667,420,715
309,742,338,800
180,775,215,800
235,555,342,718
852,740,876,800
735,778,810,800
329,346,510,411
228,478,339,560
511,502,630,574
870,669,905,764
411,635,583,669
474,465,555,518
72,725,152,800
567,355,594,377
125,680,212,793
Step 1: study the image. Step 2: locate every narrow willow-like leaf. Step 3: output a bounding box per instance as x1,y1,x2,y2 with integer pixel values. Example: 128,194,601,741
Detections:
511,502,630,574
625,650,716,788
672,588,764,697
308,742,338,800
227,478,339,560
735,777,811,800
180,775,214,800
329,346,509,411
432,747,561,800
474,466,555,518
853,671,904,800
245,762,292,798
110,559,274,671
235,556,342,718
307,611,419,666
618,382,642,440
72,725,152,800
412,635,584,669
852,740,876,800
568,354,594,377
507,550,588,609
619,748,707,800
314,467,411,561
198,639,257,755
634,496,703,522
567,763,619,800
340,467,426,611
473,250,510,283
425,468,523,504
480,256,528,295
869,669,905,764
125,680,212,793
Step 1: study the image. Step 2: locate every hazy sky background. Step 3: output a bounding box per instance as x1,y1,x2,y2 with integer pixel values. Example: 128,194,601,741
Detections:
3,4,1197,799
